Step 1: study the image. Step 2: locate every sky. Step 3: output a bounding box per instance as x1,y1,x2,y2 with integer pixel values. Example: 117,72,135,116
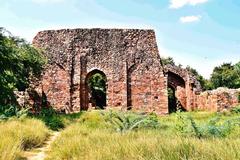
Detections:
0,0,239,78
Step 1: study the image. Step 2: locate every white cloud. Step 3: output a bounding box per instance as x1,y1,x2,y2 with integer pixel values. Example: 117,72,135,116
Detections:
31,0,65,4
169,0,208,9
180,15,201,23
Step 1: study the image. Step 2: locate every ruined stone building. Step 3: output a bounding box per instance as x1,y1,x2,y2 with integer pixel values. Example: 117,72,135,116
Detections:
27,28,239,114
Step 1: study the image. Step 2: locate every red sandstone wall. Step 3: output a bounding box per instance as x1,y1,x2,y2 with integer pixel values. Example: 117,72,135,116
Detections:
130,63,167,113
41,65,71,112
32,28,239,114
175,86,186,109
196,88,240,112
32,28,168,114
165,65,202,112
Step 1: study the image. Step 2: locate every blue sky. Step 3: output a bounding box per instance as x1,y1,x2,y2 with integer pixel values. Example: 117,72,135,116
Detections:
1,0,239,78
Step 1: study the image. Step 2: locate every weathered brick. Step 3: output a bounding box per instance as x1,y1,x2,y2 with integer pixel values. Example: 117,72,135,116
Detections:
13,28,239,114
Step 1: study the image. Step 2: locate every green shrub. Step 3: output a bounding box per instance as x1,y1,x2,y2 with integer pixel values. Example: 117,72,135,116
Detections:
175,112,191,134
78,110,160,132
0,28,46,105
31,107,82,131
106,111,160,132
189,116,203,139
0,105,29,120
39,107,56,117
138,112,160,129
41,116,65,131
231,105,240,114
36,107,64,131
176,114,236,138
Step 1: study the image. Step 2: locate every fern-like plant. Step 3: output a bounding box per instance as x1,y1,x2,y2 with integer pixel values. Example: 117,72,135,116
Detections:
107,111,160,133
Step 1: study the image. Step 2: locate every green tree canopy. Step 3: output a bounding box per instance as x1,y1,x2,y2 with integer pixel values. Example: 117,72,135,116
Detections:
161,56,175,66
88,73,106,93
234,61,240,78
210,62,240,89
0,28,46,105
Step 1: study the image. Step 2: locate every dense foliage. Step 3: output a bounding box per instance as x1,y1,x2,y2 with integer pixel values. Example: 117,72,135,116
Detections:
210,62,240,89
0,28,46,105
161,56,175,66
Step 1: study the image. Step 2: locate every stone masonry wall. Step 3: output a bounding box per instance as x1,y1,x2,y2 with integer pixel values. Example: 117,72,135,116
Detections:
32,28,168,114
21,28,239,114
164,64,202,111
196,88,240,112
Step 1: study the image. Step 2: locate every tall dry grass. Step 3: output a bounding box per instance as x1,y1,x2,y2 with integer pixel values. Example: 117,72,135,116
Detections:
46,124,240,160
46,111,240,160
0,118,50,160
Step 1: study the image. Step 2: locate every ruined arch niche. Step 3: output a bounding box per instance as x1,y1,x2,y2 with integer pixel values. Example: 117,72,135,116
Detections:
167,71,186,112
84,69,107,110
127,64,138,110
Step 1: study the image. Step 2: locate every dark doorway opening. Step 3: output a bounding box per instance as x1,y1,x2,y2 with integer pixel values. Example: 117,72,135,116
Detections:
86,70,107,109
167,71,187,113
168,85,177,113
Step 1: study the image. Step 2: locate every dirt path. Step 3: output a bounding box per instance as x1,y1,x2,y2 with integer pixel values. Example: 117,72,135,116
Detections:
22,132,60,160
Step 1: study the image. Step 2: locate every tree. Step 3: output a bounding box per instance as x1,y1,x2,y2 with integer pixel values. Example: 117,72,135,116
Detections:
0,28,46,105
161,56,175,66
234,61,240,86
234,61,240,78
210,63,240,89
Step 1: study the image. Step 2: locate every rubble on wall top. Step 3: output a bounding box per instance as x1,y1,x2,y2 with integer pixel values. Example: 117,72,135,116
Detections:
201,87,240,95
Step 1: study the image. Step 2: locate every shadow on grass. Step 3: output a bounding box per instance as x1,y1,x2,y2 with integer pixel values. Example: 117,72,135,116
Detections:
30,108,83,131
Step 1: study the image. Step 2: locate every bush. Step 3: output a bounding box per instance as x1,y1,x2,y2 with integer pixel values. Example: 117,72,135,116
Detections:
78,110,161,132
36,107,65,131
0,28,46,105
105,110,160,132
0,105,29,120
41,116,65,131
175,113,237,138
231,105,240,114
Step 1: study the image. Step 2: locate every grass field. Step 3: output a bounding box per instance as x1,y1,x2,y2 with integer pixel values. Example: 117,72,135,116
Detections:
0,109,239,160
46,110,240,160
0,118,50,160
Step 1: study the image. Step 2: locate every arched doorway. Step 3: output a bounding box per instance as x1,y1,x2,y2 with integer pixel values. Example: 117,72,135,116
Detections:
85,69,107,109
167,72,186,113
168,85,177,113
